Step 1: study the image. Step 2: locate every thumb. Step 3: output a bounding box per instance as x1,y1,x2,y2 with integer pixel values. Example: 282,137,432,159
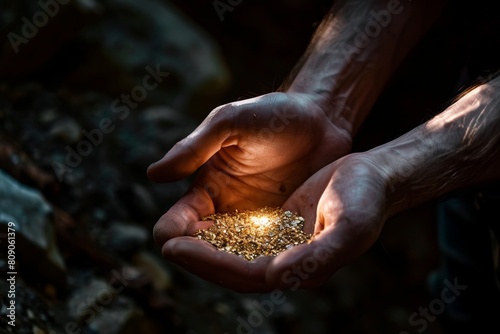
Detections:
147,109,234,182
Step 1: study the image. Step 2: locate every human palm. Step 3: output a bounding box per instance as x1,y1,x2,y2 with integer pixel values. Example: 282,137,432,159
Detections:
149,151,389,292
148,92,351,246
266,153,388,289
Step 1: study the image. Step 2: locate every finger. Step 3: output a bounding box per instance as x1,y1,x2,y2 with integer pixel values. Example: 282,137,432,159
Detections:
266,217,378,289
265,229,339,290
147,109,234,183
153,187,214,246
281,164,336,234
163,237,274,293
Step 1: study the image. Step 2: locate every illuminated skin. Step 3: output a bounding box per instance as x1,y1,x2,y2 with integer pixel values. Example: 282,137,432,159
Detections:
268,80,500,289
148,92,353,243
145,0,478,292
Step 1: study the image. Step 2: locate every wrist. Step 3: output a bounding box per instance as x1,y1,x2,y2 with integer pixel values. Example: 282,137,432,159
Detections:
286,65,378,138
281,0,446,137
284,91,354,153
364,132,426,217
367,82,500,217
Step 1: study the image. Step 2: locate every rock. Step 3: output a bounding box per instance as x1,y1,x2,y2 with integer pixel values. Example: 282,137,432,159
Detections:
0,138,58,194
105,221,149,256
118,106,195,171
87,299,159,334
66,277,159,334
114,183,160,222
70,0,229,117
0,169,66,288
48,117,82,144
38,109,58,124
0,257,6,273
66,278,113,322
0,278,63,333
32,325,46,334
131,251,172,291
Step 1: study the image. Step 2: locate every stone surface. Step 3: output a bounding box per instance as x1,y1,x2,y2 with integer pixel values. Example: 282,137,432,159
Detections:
71,0,230,117
0,169,66,286
0,278,63,332
131,251,172,291
48,117,82,144
104,221,149,256
65,277,160,334
1,0,488,332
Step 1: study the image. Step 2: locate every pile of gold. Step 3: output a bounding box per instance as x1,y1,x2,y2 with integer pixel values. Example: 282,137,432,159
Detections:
195,207,312,261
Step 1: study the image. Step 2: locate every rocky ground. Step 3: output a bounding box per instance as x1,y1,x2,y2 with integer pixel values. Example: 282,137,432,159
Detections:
1,0,499,334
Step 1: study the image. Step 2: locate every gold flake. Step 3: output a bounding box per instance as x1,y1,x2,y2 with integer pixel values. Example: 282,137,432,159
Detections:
195,207,312,261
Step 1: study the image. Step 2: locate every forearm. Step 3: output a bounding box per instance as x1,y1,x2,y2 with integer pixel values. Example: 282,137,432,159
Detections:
369,75,500,216
282,0,446,136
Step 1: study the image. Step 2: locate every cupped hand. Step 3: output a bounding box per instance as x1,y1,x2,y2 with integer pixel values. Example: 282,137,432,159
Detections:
156,152,389,292
266,153,389,289
147,92,352,291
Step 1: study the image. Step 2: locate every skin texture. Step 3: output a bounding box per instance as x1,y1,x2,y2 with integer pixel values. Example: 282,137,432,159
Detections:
147,92,352,292
148,92,352,251
147,0,456,292
151,77,500,292
268,78,500,290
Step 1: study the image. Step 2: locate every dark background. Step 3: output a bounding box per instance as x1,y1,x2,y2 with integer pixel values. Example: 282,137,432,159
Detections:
0,0,499,333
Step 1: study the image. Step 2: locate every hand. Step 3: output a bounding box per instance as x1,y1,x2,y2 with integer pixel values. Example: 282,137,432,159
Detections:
152,151,388,292
147,92,352,291
266,153,388,289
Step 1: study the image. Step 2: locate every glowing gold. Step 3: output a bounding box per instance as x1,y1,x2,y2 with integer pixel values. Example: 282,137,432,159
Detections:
250,215,271,228
195,207,312,261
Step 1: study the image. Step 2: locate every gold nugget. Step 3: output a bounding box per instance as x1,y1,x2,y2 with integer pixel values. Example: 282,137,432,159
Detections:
195,207,312,261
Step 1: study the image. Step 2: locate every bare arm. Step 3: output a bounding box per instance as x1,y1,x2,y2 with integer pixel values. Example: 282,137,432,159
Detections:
371,74,500,216
283,0,447,135
149,0,450,292
265,74,500,290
